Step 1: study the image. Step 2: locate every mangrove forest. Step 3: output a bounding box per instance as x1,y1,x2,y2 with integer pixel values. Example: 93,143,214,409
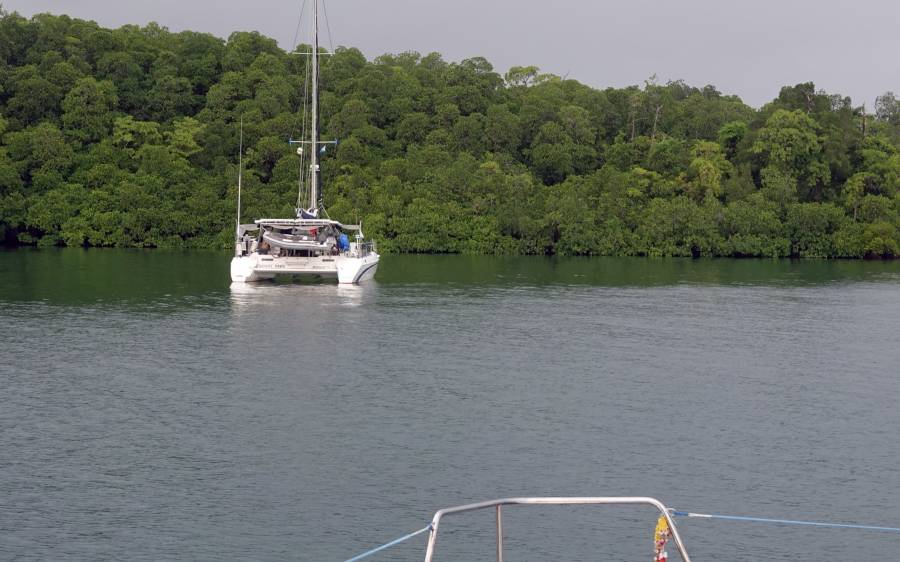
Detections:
1,9,899,257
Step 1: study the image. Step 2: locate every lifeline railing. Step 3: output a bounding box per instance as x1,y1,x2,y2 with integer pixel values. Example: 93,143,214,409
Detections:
423,496,692,562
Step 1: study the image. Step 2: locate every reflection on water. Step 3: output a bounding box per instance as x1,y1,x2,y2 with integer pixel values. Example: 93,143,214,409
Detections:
377,254,900,288
2,250,900,308
229,280,371,308
2,249,900,561
228,282,374,336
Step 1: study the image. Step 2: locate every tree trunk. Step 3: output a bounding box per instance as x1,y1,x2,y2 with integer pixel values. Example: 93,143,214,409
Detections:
861,103,868,138
651,104,662,142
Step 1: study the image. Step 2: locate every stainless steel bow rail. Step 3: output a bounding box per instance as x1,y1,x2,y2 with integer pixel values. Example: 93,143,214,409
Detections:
342,497,900,562
423,496,692,562
341,496,689,562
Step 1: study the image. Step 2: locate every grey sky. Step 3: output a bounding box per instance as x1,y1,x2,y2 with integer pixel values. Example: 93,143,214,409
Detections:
5,0,898,108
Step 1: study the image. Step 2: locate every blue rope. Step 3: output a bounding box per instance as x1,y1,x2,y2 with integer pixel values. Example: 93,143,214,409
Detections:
342,524,433,562
671,510,900,533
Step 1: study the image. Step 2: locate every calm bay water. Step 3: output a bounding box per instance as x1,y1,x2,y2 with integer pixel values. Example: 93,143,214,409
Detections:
1,249,899,561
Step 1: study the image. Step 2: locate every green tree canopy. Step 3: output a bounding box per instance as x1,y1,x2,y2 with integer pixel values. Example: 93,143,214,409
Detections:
0,11,897,256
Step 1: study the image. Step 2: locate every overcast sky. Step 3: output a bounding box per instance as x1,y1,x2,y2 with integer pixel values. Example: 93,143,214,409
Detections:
6,0,899,108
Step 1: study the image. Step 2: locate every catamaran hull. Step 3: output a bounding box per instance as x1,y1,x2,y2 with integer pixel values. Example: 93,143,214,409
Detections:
230,253,379,284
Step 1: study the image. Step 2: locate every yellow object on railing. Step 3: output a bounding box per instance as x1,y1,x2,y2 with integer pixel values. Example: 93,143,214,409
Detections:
654,515,671,562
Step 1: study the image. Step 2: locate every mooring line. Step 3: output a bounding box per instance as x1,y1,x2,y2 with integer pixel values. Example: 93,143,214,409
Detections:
671,510,900,533
342,524,432,562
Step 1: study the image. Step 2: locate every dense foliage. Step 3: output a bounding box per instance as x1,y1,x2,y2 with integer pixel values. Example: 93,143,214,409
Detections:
1,10,899,257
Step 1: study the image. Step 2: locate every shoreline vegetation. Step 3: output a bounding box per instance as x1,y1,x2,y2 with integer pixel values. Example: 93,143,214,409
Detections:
0,11,899,258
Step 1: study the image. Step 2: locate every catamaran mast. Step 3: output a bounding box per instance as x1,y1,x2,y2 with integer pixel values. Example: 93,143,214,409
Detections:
236,115,243,243
309,0,319,211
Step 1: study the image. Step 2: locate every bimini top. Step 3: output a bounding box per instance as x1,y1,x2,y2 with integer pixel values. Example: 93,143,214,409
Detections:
253,218,361,230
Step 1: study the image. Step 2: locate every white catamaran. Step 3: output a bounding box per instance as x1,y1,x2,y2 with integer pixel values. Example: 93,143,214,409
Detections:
230,0,379,284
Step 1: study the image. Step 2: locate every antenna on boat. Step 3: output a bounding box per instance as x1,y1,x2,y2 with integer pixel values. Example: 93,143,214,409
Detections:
236,115,244,245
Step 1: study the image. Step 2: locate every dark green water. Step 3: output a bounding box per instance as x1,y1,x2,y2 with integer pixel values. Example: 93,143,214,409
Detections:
2,249,900,561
